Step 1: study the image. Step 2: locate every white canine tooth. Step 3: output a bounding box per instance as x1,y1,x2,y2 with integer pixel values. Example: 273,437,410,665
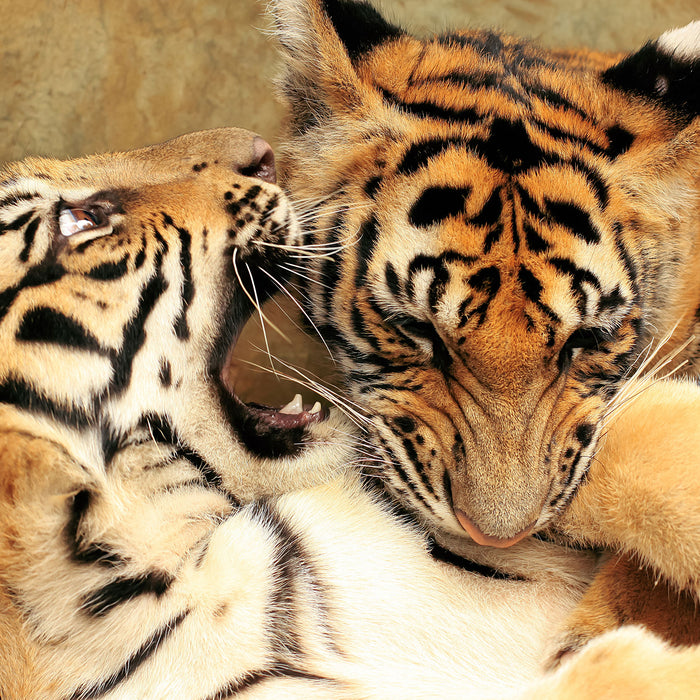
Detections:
280,393,304,415
310,401,322,415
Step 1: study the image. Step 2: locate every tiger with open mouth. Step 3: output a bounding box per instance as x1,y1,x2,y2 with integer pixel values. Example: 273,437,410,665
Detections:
0,97,698,700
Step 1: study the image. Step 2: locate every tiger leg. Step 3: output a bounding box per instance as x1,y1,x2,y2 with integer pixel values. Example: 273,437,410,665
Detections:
549,551,700,665
528,626,700,700
550,379,700,648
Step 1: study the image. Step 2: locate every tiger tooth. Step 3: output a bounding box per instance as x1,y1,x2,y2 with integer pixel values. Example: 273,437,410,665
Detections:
279,393,304,415
310,401,322,414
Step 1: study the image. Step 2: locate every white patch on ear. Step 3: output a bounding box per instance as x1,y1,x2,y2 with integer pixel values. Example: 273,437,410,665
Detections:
266,0,316,56
657,20,700,61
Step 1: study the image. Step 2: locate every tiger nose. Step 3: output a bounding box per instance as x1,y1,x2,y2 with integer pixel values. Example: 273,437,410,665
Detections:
454,509,534,548
236,136,276,184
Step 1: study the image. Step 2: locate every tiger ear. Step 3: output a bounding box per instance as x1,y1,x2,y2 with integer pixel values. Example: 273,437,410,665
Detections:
269,0,405,122
602,21,700,123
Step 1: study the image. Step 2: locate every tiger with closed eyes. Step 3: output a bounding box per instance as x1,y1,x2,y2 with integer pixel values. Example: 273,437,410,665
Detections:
271,0,700,660
2,127,700,696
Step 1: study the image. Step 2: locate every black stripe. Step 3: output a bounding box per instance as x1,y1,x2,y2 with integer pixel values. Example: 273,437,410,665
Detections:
0,261,66,324
19,216,40,262
470,188,503,228
355,213,379,285
82,571,173,617
408,186,470,228
162,214,194,340
65,490,124,566
65,610,189,700
139,413,229,493
427,538,526,581
87,253,130,281
544,198,600,244
523,220,550,253
380,88,481,125
204,663,334,700
0,191,38,211
109,249,168,394
397,137,464,176
0,377,93,427
16,306,105,353
1,208,35,233
376,434,436,514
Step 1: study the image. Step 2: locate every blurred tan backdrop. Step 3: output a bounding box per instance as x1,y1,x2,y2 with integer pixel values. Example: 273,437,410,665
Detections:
2,0,697,404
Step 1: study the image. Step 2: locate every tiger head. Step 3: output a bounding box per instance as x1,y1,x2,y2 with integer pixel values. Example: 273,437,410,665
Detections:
271,0,700,544
0,127,352,501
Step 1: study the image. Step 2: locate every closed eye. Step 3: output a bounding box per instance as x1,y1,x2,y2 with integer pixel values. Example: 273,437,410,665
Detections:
558,327,613,372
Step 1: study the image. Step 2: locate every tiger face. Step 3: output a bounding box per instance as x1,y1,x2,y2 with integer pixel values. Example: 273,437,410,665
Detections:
272,0,700,544
0,127,351,502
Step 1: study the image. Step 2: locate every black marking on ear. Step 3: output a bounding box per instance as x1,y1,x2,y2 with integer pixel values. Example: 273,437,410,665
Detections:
409,186,471,228
82,571,173,617
19,217,40,263
364,175,383,198
602,41,700,121
66,610,189,700
322,0,404,60
17,307,105,353
87,253,130,280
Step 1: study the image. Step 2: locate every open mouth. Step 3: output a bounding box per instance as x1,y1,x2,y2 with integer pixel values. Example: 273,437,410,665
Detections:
212,267,331,459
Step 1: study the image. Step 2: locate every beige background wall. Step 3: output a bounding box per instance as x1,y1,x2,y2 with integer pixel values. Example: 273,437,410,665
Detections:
2,0,698,404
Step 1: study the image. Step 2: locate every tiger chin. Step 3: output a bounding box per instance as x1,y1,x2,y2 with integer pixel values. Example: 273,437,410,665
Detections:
271,0,700,664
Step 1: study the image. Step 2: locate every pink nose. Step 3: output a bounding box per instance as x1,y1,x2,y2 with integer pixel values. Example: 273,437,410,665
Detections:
455,509,534,548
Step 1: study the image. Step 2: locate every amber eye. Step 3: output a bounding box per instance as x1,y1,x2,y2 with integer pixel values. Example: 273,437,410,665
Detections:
58,208,102,237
